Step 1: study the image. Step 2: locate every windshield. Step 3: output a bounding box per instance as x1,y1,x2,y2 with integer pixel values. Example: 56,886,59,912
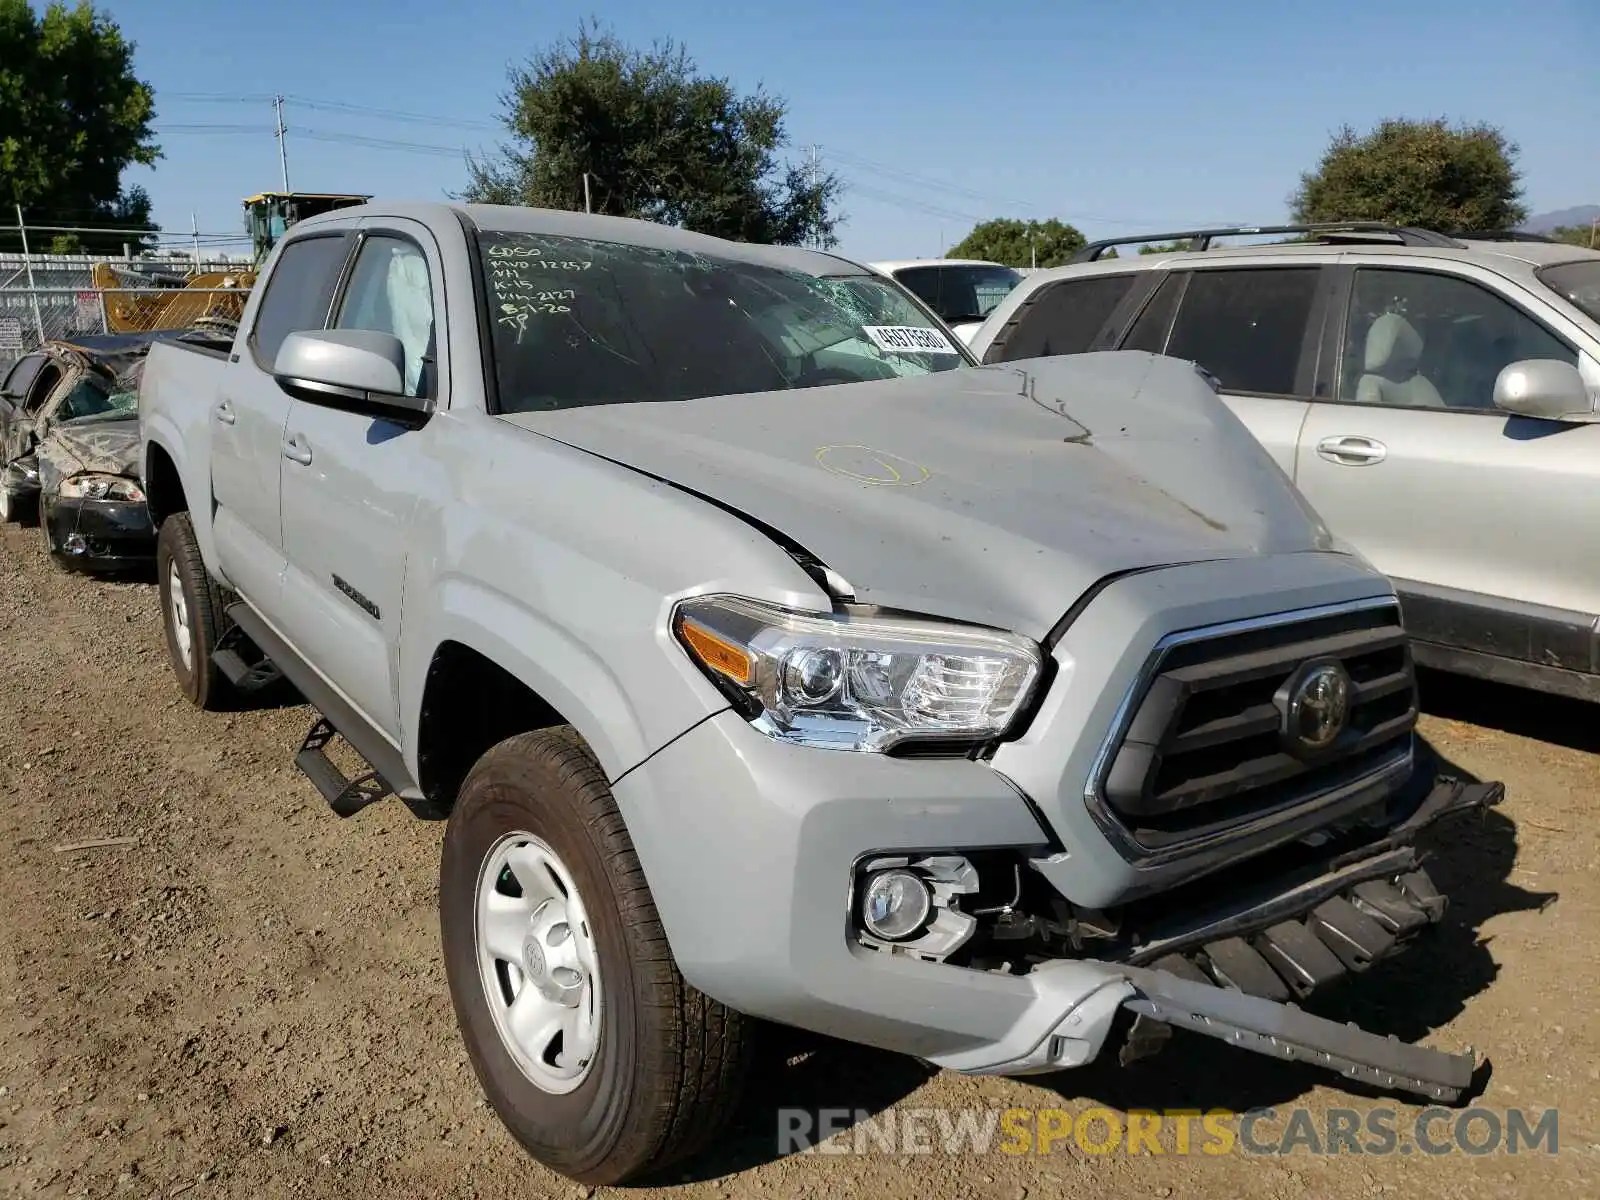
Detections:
1540,260,1600,324
892,264,1024,324
478,232,969,413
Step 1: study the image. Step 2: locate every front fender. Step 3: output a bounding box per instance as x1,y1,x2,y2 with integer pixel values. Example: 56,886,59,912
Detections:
401,576,728,785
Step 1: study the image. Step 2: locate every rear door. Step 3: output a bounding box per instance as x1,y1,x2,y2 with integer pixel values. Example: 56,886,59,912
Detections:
1294,261,1600,674
1119,265,1333,476
211,230,352,616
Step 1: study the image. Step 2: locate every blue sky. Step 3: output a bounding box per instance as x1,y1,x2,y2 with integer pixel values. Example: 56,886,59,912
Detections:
98,0,1600,261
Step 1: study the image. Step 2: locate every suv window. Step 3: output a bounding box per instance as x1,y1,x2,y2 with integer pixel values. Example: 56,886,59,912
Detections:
1122,273,1184,354
995,274,1137,360
334,235,435,397
893,264,1023,325
1163,267,1320,396
1340,268,1575,411
250,234,351,369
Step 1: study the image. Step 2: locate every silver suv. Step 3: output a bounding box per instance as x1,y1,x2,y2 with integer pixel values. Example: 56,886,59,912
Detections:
967,223,1600,703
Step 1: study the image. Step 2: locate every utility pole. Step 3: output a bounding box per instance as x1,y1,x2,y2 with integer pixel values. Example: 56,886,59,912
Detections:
191,212,201,273
802,144,821,247
583,172,593,214
273,95,290,192
1591,215,1597,249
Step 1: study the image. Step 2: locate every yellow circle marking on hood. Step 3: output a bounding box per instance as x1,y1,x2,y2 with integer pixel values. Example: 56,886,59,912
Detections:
815,444,931,487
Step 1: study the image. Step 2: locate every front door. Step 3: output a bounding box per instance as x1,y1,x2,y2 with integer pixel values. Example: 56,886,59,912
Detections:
1294,264,1600,671
277,224,442,739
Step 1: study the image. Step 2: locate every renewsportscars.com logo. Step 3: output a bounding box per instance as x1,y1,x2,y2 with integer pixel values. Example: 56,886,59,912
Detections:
777,1106,1560,1158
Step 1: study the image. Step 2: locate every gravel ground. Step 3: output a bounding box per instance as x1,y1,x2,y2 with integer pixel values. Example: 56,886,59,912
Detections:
0,519,1596,1199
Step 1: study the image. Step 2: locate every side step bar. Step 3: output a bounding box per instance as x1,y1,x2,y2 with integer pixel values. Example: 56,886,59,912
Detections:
223,602,443,820
1122,964,1479,1103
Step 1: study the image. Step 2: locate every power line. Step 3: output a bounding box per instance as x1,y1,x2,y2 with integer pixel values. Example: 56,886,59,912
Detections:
298,128,470,157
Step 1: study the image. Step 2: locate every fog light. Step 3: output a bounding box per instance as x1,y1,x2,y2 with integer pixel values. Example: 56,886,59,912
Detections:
860,869,932,941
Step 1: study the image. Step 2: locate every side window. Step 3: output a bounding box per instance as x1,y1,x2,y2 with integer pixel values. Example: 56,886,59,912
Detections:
1122,273,1185,353
24,362,62,413
332,235,435,397
249,234,351,370
1163,267,1321,396
1,354,45,401
1341,268,1576,411
993,274,1137,360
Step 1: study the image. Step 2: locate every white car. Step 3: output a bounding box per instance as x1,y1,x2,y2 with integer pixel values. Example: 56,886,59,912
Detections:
870,258,1024,342
966,222,1600,703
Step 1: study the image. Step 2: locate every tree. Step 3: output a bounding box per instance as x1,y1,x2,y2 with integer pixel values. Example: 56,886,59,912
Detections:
1138,241,1190,254
465,23,841,247
947,218,1085,268
0,1,160,253
1290,118,1526,234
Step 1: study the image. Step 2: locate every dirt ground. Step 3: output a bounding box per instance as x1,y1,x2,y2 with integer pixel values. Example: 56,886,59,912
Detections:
1,521,1596,1200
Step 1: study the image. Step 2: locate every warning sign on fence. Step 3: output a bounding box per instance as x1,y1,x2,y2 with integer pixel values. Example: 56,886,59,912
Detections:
74,291,101,332
0,317,22,353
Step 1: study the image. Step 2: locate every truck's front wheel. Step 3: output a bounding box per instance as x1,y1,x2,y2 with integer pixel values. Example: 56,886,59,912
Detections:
155,513,235,710
440,729,750,1185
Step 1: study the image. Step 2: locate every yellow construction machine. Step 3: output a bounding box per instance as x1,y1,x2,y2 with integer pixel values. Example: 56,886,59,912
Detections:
91,191,371,335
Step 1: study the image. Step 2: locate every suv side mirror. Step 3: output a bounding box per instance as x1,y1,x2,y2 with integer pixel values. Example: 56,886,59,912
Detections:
272,330,431,421
1493,359,1597,423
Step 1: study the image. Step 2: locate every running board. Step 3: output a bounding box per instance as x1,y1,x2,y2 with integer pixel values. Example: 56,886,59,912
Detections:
223,601,444,820
1121,965,1479,1103
212,620,284,692
295,717,394,818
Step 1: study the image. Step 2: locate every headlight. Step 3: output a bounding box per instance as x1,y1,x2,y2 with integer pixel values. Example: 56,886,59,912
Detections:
59,474,145,502
674,595,1043,752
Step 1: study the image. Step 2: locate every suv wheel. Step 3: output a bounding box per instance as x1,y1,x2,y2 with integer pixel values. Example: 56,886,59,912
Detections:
441,729,749,1185
155,512,236,710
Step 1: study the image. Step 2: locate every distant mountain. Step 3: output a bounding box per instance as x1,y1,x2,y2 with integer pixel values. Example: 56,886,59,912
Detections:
1523,205,1600,233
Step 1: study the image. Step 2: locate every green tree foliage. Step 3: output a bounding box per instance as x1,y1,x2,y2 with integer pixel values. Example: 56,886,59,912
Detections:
1547,224,1597,249
947,218,1085,268
1290,118,1526,233
1138,241,1190,254
464,23,842,247
0,1,159,252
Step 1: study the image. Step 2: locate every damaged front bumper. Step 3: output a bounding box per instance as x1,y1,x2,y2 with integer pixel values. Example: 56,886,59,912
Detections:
931,775,1501,1103
41,492,155,571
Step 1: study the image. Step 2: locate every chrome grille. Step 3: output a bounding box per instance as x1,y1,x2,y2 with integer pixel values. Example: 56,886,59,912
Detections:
1094,600,1417,852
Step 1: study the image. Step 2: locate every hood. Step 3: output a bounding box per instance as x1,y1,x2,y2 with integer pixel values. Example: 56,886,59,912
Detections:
36,413,141,490
501,351,1336,639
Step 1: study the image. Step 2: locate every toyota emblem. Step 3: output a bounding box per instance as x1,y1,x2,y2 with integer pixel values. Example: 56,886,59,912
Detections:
1279,660,1353,755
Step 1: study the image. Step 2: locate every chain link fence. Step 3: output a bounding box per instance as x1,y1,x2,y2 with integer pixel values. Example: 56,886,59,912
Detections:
0,286,250,370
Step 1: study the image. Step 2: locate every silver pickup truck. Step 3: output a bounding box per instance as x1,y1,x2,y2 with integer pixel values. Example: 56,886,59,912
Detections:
138,202,1503,1185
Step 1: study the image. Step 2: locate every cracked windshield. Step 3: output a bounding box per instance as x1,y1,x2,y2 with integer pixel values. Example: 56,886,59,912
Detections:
479,231,968,412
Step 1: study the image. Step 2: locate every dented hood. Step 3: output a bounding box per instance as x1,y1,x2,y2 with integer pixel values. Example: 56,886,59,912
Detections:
501,351,1336,638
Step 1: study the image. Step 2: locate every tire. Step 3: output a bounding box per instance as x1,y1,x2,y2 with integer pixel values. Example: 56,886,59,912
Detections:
155,512,236,710
441,729,749,1185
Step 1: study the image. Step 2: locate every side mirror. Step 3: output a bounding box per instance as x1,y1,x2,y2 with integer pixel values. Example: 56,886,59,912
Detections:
272,330,430,421
1493,359,1597,423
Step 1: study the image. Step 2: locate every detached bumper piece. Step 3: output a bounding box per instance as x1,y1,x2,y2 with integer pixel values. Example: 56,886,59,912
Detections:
1112,776,1501,1102
1121,965,1477,1102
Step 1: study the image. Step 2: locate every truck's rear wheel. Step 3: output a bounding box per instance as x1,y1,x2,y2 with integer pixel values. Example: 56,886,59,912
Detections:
440,729,749,1185
155,512,236,711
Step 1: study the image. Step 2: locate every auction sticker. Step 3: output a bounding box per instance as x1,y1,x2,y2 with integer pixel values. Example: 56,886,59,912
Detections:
862,325,959,355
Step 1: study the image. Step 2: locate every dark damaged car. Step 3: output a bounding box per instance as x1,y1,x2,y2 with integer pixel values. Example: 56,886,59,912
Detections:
1,331,227,571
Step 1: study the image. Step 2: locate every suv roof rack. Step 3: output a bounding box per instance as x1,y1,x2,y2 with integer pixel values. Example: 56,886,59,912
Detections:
1447,229,1557,243
1069,222,1467,263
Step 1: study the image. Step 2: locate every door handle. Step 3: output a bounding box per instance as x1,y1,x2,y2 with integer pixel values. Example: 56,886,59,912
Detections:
214,400,235,425
281,434,313,466
1316,435,1387,466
